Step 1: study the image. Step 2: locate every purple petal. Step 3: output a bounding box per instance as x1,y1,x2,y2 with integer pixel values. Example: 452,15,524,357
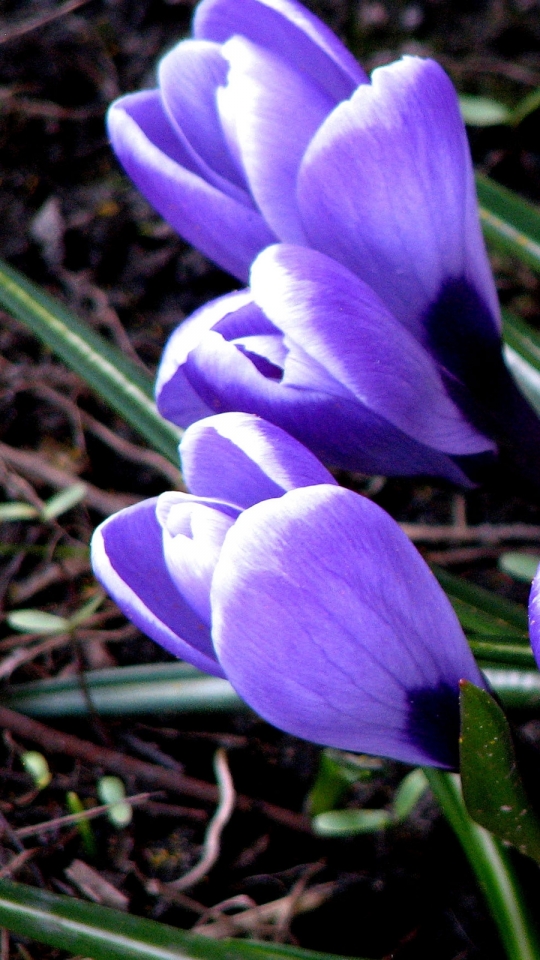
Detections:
91,499,224,676
162,290,483,482
250,245,494,455
156,290,253,427
193,0,367,101
298,57,500,339
188,348,480,481
528,566,540,670
107,92,276,281
212,485,487,767
157,493,238,624
158,39,247,191
180,412,336,507
217,37,335,242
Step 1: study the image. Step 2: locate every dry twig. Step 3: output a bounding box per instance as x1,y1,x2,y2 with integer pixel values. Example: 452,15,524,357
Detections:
0,707,311,832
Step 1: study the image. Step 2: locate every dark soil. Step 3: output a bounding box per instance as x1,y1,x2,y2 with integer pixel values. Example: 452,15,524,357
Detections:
1,1,540,958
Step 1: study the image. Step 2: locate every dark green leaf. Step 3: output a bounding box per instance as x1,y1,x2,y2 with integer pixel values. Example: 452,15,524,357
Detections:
460,681,540,860
433,567,529,638
468,639,536,667
2,661,244,717
483,669,540,711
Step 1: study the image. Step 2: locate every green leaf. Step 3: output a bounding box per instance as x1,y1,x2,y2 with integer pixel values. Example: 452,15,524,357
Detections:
2,662,244,717
68,592,104,629
0,502,38,521
503,310,540,374
509,86,540,126
41,483,87,521
468,638,536,668
484,669,540,710
21,751,51,790
504,344,540,418
97,777,132,828
313,808,392,837
0,257,181,464
0,879,367,960
433,566,529,638
6,610,71,634
312,769,428,838
460,680,540,861
476,173,540,270
392,769,428,821
476,173,540,275
425,769,540,960
460,94,511,126
66,791,97,858
306,749,379,817
499,552,540,584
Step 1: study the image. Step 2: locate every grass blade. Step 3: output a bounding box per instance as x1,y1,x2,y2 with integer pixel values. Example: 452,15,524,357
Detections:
0,879,362,960
432,566,529,638
3,659,540,717
3,662,243,717
476,173,540,274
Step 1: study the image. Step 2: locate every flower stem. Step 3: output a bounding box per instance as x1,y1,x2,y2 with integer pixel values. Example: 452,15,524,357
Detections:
423,768,540,960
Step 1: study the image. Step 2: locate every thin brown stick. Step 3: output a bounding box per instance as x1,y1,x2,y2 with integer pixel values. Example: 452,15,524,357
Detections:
0,0,93,45
0,848,38,878
29,384,182,487
401,521,540,544
0,442,138,515
14,792,155,839
0,706,311,833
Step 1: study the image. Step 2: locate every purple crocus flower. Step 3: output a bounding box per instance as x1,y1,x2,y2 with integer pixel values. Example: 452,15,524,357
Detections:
107,0,540,484
91,411,487,768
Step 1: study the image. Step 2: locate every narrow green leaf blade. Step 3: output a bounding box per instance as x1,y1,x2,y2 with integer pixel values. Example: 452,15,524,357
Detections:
460,680,540,861
392,769,428,822
433,566,529,638
468,639,536,667
3,662,243,716
0,257,181,464
0,879,365,960
504,344,540,418
484,669,540,710
509,86,540,126
41,483,87,521
476,173,540,274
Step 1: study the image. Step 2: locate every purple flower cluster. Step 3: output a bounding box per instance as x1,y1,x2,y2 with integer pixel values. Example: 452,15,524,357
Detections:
91,0,540,768
92,413,487,768
107,0,540,485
